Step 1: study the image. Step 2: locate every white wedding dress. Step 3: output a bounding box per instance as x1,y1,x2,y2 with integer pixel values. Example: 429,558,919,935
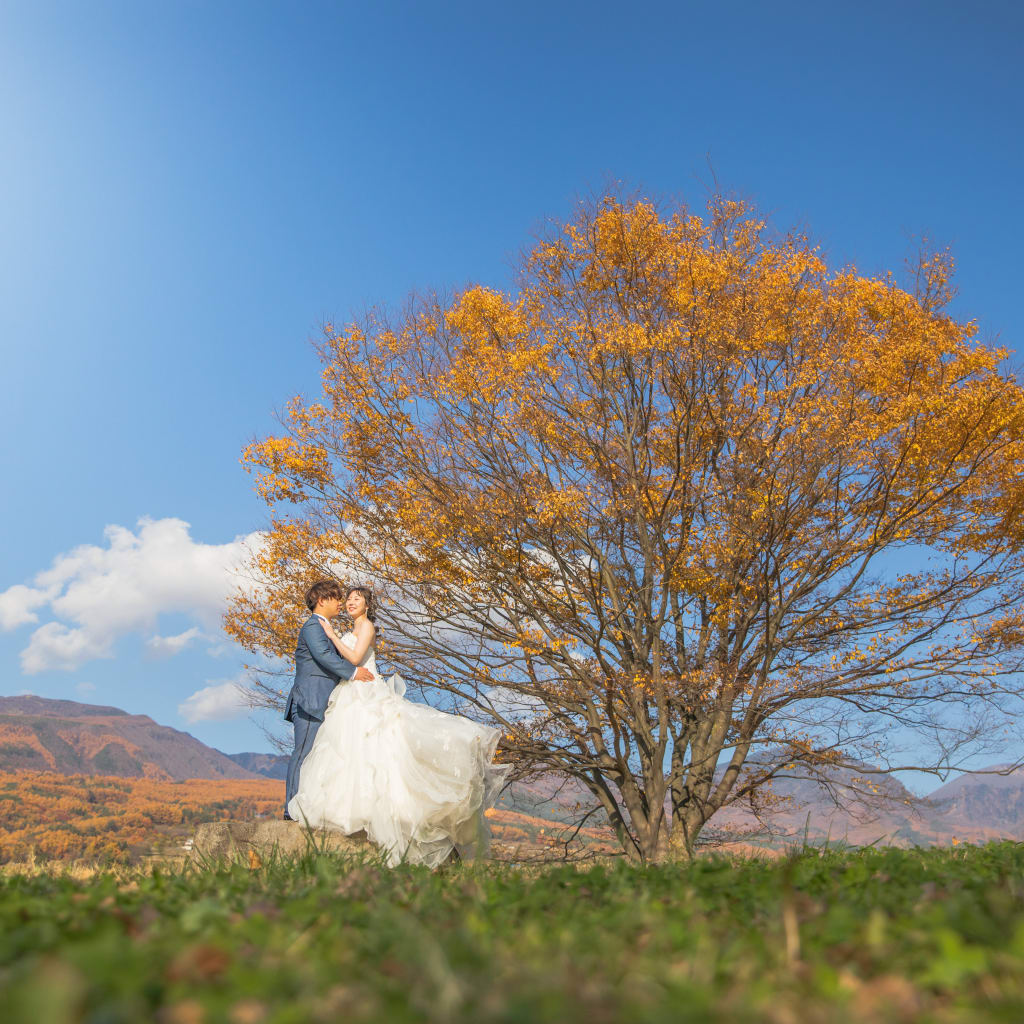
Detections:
287,631,511,868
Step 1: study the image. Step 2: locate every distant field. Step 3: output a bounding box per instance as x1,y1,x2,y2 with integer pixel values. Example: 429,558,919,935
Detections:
2,843,1023,1022
0,772,284,863
0,771,621,865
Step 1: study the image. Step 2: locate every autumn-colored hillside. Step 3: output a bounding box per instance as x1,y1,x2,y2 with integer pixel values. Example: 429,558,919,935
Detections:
0,771,284,863
0,696,260,780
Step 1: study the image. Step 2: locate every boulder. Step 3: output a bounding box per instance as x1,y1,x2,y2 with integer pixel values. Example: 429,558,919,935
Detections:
189,819,373,864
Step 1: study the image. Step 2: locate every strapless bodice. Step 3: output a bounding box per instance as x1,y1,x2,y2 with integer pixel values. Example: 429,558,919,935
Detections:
340,630,377,675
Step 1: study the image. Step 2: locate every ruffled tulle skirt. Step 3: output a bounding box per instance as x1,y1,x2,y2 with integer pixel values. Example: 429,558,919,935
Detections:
287,674,511,868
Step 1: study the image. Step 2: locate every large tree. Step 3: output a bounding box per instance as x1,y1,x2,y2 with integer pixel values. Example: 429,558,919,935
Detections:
227,194,1024,862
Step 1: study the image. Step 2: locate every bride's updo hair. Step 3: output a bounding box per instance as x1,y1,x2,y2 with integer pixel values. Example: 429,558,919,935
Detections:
347,585,378,625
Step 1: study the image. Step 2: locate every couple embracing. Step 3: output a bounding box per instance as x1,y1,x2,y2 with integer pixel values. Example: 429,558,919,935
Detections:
284,580,510,868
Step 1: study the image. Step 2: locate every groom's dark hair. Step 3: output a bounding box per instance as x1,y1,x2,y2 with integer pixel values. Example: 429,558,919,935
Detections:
305,580,343,611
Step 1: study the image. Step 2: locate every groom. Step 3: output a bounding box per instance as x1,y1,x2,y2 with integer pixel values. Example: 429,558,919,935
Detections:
283,579,374,820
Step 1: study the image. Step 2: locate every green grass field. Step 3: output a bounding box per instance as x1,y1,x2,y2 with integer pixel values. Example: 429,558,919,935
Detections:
2,842,1023,1023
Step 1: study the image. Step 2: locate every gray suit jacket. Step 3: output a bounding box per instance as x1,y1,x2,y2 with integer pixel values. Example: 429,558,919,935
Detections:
284,614,356,722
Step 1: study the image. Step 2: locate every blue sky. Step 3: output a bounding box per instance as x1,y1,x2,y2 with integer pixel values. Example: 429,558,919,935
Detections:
1,1,1021,778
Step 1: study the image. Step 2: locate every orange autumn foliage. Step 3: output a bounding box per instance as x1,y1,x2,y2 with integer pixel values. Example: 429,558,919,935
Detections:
0,772,283,863
227,193,1024,864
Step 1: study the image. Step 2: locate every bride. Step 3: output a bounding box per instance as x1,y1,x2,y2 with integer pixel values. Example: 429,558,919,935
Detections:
287,585,511,868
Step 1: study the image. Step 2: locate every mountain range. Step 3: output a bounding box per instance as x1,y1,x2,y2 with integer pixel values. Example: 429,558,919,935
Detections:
707,761,1022,847
1,695,1020,847
0,695,261,781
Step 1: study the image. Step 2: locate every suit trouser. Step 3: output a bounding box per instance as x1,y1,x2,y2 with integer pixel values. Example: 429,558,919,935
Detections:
285,707,323,814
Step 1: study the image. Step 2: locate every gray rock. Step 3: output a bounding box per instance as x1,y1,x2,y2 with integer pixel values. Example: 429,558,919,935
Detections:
189,819,373,864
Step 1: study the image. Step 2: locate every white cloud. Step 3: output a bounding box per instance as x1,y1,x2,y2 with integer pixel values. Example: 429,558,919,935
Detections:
21,622,113,673
178,677,251,723
0,584,54,629
75,681,96,695
483,685,546,721
146,627,202,657
0,517,263,674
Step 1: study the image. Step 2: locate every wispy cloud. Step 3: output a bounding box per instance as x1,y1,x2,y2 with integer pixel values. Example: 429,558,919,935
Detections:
483,685,546,721
178,677,251,724
146,627,202,657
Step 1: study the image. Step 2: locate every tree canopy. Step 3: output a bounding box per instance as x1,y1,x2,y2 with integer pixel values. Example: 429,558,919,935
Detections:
227,194,1024,861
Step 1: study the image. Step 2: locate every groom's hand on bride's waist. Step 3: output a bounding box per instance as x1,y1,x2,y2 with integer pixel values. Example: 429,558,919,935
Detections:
352,667,374,681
